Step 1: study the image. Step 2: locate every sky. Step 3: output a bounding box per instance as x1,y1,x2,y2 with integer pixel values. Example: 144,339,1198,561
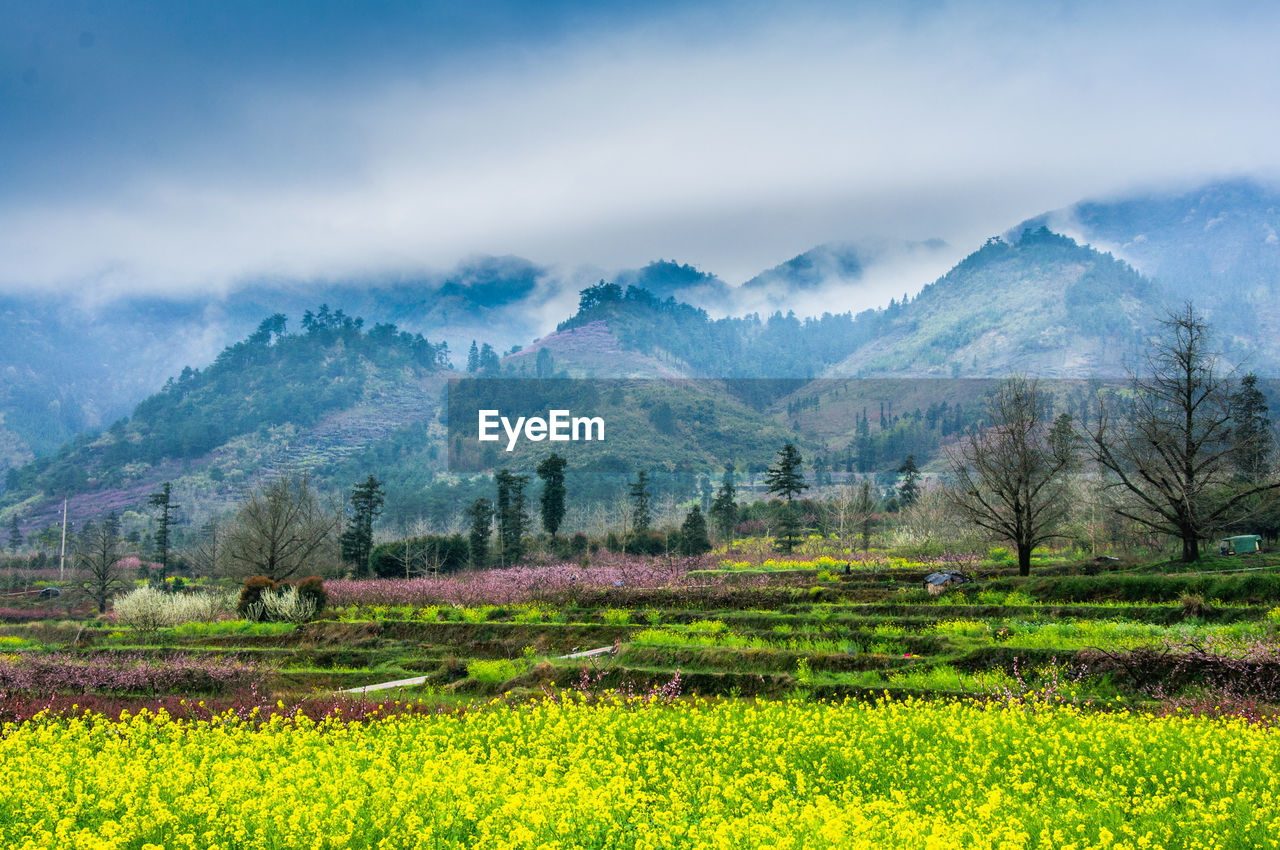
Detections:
3,0,1280,303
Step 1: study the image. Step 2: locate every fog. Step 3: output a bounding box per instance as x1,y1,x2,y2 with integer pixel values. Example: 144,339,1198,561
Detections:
3,0,1279,318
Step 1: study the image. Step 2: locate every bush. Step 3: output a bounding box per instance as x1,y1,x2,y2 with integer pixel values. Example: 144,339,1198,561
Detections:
295,576,327,614
466,658,525,684
114,587,236,631
237,576,278,618
369,535,469,578
251,586,318,624
113,587,171,633
626,530,668,557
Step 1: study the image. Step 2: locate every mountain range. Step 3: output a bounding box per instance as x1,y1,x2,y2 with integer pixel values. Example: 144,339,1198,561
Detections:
3,177,1279,537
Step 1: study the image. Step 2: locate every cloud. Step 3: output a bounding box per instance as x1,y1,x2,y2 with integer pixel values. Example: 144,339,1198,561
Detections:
2,1,1280,300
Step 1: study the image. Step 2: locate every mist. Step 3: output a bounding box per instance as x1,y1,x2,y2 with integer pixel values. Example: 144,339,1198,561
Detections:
3,1,1280,318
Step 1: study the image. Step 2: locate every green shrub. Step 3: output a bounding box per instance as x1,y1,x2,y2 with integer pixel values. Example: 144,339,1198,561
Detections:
466,658,524,684
369,534,469,578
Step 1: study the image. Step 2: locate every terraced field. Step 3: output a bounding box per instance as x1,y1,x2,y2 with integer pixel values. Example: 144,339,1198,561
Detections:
4,552,1278,717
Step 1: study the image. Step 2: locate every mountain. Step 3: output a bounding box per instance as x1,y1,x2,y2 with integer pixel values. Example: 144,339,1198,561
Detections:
0,305,807,538
826,227,1161,379
732,239,953,317
0,256,565,476
612,260,731,307
1019,177,1280,362
1,312,453,536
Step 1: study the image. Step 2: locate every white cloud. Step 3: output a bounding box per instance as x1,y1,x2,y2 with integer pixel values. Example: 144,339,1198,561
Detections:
2,1,1280,298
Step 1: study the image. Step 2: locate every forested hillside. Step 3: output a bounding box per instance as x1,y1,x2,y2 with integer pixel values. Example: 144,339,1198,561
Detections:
1,310,452,530
829,228,1160,378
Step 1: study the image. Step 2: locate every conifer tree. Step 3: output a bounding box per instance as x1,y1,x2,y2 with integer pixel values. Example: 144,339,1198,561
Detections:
466,497,493,567
495,469,530,564
897,455,920,508
709,463,738,542
148,482,179,580
6,516,21,552
340,475,385,576
536,454,568,537
765,443,808,553
629,470,652,534
678,504,712,556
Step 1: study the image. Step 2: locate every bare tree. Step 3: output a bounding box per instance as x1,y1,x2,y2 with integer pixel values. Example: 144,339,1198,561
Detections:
1088,304,1280,562
188,519,225,579
76,514,129,613
832,479,875,554
947,376,1075,575
224,475,341,581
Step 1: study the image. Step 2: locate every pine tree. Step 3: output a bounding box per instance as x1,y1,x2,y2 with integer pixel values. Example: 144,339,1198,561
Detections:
536,454,568,537
148,482,179,580
897,455,920,508
535,347,555,378
678,504,712,556
495,469,530,564
466,341,480,373
340,475,385,576
765,443,808,553
1230,373,1273,480
709,463,738,542
478,343,501,376
629,470,652,534
466,497,493,567
6,516,21,552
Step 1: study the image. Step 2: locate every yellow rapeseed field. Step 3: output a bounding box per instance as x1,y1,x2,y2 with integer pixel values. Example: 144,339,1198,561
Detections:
0,697,1274,849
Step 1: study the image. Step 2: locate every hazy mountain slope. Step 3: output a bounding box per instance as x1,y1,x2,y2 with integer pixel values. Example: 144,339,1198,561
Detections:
731,239,953,317
1021,178,1280,362
0,313,453,534
827,228,1161,378
0,256,561,473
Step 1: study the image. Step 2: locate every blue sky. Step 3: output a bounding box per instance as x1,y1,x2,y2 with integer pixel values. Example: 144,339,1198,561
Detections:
3,0,1280,298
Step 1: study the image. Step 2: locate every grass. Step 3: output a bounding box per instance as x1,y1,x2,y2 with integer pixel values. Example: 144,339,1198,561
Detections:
0,548,1276,712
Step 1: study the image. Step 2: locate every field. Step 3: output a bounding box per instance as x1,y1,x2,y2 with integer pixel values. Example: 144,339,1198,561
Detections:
3,698,1278,849
2,544,1280,847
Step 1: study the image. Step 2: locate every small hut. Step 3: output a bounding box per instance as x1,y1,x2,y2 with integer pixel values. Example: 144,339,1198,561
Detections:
1218,535,1262,555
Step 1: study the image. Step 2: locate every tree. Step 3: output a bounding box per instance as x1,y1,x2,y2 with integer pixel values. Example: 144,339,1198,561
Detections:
478,343,501,376
1230,373,1273,481
535,347,555,378
466,497,493,567
947,376,1075,576
495,469,530,564
709,464,738,542
897,456,920,508
699,474,713,514
76,513,128,613
466,340,480,373
188,519,224,579
6,516,20,552
629,470,652,534
833,480,875,554
340,475,385,576
1088,304,1280,562
678,504,712,556
224,474,340,581
536,454,568,537
765,443,808,553
856,480,875,552
148,482,179,580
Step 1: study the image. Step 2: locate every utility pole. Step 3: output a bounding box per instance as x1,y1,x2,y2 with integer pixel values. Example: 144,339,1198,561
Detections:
58,498,68,582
